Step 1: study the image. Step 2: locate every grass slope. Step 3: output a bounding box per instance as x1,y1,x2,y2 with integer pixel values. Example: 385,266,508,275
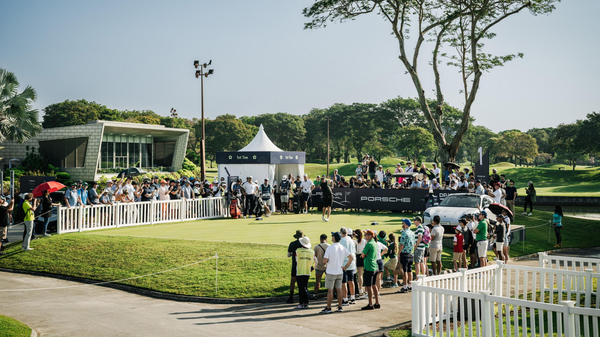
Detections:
0,207,597,298
0,315,32,337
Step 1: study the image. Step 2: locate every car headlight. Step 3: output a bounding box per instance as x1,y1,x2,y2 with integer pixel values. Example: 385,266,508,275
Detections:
423,211,431,218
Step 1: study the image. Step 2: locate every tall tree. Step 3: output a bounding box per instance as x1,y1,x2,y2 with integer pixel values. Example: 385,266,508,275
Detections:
243,112,306,151
577,112,600,154
0,69,42,143
495,130,539,167
554,122,586,170
461,125,496,164
42,99,119,128
303,0,557,163
202,114,257,167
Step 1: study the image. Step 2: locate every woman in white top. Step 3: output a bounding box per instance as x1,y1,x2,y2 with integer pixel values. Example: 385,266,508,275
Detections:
355,229,368,298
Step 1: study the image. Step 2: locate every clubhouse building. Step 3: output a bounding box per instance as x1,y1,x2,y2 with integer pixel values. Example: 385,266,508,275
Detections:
0,120,189,181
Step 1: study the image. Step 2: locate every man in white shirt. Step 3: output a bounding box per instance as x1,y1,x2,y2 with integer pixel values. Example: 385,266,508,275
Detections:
300,174,314,214
488,182,502,204
375,165,384,183
432,163,440,180
321,232,354,314
475,180,486,196
339,227,357,305
405,161,414,172
429,215,445,275
242,177,256,218
123,178,135,202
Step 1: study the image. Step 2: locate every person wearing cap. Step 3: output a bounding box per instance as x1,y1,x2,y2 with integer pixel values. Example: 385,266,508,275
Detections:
259,178,273,217
88,182,100,206
64,183,79,208
294,236,315,309
397,219,415,293
473,210,489,267
287,230,304,303
360,229,381,310
493,214,506,262
320,177,333,221
490,168,500,185
0,196,14,249
452,225,465,272
104,180,116,203
374,231,388,293
339,227,357,305
321,231,354,314
180,180,194,200
330,169,341,185
142,179,157,202
412,216,427,280
383,233,398,286
429,215,444,275
475,180,485,196
241,177,255,218
355,163,363,178
487,182,502,204
311,234,330,300
300,174,314,214
279,175,291,214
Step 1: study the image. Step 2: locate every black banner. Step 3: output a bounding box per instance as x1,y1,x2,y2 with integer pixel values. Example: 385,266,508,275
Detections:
475,150,490,184
357,189,413,211
216,151,305,164
332,188,359,209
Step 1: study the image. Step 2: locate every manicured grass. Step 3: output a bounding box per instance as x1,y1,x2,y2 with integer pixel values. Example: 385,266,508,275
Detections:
0,207,597,299
0,315,32,337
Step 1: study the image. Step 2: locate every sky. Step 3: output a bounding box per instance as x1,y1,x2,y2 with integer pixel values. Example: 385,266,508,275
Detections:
1,0,599,133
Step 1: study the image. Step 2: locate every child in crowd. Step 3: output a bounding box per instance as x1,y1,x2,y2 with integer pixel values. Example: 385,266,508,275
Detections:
453,226,464,271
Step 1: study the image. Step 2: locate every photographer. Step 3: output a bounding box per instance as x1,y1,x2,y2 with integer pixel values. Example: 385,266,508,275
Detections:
368,157,378,179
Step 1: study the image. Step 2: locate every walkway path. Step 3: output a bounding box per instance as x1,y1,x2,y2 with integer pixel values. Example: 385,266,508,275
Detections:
1,249,597,337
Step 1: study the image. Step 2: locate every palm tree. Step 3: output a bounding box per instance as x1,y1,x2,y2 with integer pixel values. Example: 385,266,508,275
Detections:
0,68,42,143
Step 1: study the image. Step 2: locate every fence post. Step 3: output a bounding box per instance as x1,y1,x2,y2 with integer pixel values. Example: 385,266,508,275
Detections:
56,205,62,234
77,205,83,232
539,252,547,268
180,199,184,222
412,278,422,336
150,200,155,225
116,204,120,228
559,301,576,337
494,261,504,296
480,290,493,337
585,268,593,308
459,268,468,292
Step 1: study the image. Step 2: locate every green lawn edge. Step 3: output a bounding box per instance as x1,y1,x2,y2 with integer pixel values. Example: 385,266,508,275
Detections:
0,315,32,337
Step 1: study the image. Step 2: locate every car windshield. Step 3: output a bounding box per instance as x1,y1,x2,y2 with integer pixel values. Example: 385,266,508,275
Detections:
439,195,479,208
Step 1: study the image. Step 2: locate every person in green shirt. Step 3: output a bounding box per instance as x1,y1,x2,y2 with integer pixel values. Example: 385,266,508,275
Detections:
295,236,315,309
360,229,380,310
473,210,489,267
22,193,39,251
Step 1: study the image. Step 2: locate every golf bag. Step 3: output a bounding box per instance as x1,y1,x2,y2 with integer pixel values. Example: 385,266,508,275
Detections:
254,196,265,217
230,199,241,219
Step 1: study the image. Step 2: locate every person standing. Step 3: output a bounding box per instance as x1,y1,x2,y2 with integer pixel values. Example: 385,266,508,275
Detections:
321,177,333,221
320,231,354,314
429,215,445,275
475,180,486,196
21,194,38,251
523,181,536,216
88,182,100,206
473,211,489,267
383,233,398,287
368,157,378,179
553,205,563,248
360,229,380,310
493,215,506,262
300,174,314,214
453,226,465,271
180,180,194,200
412,216,428,280
311,234,330,300
398,219,415,293
505,180,517,219
287,230,304,303
294,236,315,309
431,163,440,180
242,177,255,218
279,175,291,214
339,227,357,306
488,182,502,204
355,229,367,298
355,164,363,178
259,178,273,217
0,197,14,251
64,183,79,208
41,190,59,236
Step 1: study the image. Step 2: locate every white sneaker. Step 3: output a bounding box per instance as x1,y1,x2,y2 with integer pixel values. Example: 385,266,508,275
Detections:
243,216,246,219
325,218,329,222
528,213,532,216
22,247,34,251
43,233,51,237
322,216,325,221
522,212,527,215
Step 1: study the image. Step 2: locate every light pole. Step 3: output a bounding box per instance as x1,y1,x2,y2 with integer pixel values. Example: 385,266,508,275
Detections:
194,59,214,181
170,108,178,128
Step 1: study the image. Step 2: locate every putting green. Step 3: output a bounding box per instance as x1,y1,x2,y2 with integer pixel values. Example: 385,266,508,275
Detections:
86,211,411,246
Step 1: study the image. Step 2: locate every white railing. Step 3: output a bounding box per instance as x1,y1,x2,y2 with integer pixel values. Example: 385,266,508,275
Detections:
539,251,600,273
412,281,600,337
421,264,499,294
56,197,229,234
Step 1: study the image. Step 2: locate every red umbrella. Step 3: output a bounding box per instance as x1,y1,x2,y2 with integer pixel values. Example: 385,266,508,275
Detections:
32,181,67,197
488,203,513,221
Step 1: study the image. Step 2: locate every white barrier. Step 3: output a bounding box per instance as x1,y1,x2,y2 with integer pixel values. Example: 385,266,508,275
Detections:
539,251,600,273
57,197,229,234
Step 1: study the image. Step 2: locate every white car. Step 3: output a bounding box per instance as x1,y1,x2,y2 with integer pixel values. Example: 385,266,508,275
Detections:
423,193,498,229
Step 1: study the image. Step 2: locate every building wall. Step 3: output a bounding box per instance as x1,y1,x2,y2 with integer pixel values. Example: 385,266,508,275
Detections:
0,124,104,182
172,133,189,171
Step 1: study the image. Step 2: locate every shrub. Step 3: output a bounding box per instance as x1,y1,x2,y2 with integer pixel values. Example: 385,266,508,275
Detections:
182,158,198,171
56,172,71,184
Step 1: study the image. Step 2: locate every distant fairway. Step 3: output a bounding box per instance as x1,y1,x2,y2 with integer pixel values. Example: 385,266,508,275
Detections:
86,211,410,246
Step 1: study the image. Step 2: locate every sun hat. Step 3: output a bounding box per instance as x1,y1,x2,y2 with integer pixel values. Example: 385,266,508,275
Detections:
299,236,311,248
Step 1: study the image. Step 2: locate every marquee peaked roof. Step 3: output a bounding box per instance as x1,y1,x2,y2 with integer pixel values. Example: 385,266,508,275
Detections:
239,124,283,152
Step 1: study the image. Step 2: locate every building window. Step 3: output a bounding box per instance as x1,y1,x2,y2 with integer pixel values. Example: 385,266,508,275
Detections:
154,141,175,167
39,137,88,168
100,134,155,169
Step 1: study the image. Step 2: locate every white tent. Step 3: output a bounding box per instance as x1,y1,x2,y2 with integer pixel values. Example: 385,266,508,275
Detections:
217,124,304,185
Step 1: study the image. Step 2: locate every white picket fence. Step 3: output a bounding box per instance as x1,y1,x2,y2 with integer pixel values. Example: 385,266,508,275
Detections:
57,197,229,234
412,253,600,337
540,251,600,273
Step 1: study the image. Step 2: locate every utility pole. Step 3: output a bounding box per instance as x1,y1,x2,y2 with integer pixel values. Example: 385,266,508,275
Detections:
194,60,214,181
327,116,330,178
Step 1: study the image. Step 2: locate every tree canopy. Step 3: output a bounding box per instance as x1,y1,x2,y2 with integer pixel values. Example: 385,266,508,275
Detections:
0,68,42,143
303,0,558,163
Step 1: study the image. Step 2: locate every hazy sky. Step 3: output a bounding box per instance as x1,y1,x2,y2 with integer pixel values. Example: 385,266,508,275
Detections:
1,0,598,133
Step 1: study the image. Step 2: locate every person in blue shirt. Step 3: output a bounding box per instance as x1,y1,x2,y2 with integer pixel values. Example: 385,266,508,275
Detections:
64,183,79,208
553,205,563,248
78,182,89,206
